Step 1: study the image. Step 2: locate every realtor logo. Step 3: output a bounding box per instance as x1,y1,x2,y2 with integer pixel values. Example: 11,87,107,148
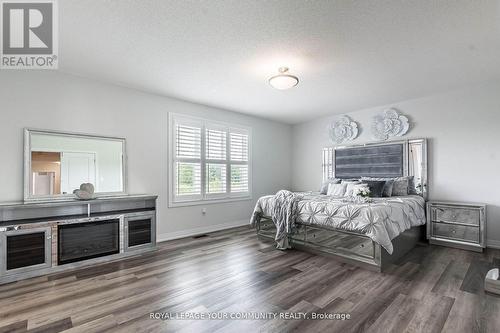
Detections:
1,0,58,69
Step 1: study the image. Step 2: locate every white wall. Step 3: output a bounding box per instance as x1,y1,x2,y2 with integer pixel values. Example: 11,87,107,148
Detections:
292,82,500,247
0,71,292,239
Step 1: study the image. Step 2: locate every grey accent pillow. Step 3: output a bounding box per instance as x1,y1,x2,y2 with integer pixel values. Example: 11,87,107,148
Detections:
381,179,394,197
320,178,341,194
362,180,386,197
360,177,394,196
392,178,409,196
361,176,413,196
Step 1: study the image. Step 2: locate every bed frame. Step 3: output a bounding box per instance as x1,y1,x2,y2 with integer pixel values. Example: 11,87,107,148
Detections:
256,138,428,272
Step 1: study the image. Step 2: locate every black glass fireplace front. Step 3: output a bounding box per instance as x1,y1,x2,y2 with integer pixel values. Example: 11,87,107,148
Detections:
58,219,119,265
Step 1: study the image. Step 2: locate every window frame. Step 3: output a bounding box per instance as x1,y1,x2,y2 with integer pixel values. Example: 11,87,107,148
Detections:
168,113,252,207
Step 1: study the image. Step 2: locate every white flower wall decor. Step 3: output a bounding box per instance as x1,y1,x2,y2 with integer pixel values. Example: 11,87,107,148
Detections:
329,116,359,144
371,108,410,141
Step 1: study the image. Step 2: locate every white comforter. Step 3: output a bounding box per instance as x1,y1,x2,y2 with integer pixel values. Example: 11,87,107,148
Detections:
250,192,426,254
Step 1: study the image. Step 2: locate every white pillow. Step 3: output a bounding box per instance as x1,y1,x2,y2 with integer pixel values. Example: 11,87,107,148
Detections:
351,184,370,197
344,181,362,196
327,183,346,197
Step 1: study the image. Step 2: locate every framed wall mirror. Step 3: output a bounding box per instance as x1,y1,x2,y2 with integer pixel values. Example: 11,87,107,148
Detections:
24,129,127,201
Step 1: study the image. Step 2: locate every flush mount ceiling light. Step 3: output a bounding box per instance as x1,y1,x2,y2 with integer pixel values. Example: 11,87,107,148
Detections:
268,67,299,90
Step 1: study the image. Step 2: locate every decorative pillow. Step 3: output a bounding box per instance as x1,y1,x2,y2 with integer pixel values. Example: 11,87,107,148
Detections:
362,180,386,197
327,183,347,197
351,184,370,197
361,176,411,196
381,179,394,197
392,178,409,196
320,178,341,195
395,176,414,196
344,181,361,196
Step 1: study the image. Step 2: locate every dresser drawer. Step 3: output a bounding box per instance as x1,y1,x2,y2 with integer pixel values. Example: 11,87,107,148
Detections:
257,219,276,239
432,222,479,243
301,226,375,259
430,206,480,225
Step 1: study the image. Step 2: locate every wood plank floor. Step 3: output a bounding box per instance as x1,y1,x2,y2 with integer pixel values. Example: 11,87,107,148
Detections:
1,226,499,333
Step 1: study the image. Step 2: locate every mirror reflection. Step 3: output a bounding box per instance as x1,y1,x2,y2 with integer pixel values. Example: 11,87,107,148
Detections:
28,131,125,198
409,140,425,195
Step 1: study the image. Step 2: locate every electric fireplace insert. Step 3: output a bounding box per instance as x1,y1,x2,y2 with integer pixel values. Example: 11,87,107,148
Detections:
58,219,120,265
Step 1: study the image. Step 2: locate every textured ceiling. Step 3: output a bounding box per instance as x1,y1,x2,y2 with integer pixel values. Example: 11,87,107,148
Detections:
59,0,500,124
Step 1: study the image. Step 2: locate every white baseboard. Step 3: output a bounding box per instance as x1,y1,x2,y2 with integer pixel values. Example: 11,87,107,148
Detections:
487,239,500,249
157,219,249,243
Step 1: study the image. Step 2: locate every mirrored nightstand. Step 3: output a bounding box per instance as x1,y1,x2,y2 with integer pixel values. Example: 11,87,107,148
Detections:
427,201,486,252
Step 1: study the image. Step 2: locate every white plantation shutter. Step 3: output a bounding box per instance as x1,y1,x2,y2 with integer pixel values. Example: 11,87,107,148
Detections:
174,122,202,199
206,129,226,160
170,114,251,205
230,130,249,194
206,163,226,194
230,132,248,162
176,125,201,159
206,128,228,196
176,162,201,195
230,165,249,193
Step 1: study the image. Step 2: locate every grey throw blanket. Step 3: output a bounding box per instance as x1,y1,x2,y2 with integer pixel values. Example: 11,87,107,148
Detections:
271,190,302,249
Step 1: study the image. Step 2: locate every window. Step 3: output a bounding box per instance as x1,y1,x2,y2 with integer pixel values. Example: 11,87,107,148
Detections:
169,114,251,206
322,147,334,181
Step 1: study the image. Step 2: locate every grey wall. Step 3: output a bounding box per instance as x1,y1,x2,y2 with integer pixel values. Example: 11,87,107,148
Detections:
292,82,500,247
0,71,293,240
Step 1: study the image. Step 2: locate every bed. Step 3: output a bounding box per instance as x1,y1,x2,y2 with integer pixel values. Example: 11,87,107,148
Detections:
250,138,428,272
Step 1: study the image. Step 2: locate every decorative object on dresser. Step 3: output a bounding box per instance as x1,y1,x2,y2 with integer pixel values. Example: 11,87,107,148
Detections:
0,195,157,284
328,115,359,144
73,183,96,200
427,201,486,252
371,108,410,141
